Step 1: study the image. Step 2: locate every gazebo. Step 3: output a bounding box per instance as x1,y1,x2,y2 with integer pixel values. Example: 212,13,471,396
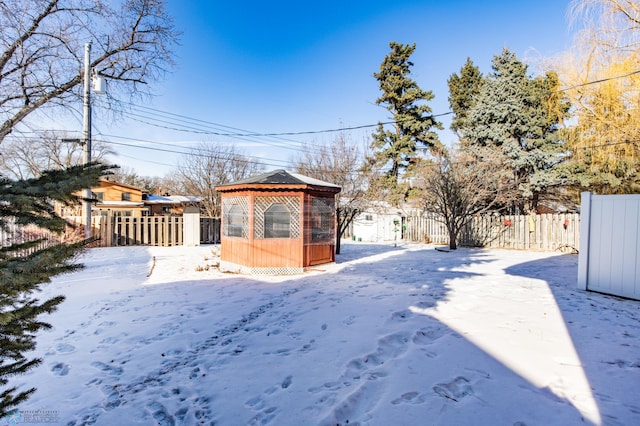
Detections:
215,170,341,275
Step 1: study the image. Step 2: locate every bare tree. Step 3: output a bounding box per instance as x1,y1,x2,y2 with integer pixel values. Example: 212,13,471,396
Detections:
0,0,179,144
0,0,176,414
293,132,369,254
0,131,113,179
177,143,264,217
569,0,640,54
414,147,515,250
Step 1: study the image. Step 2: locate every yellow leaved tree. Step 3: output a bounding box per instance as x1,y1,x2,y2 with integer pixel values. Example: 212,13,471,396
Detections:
554,0,640,193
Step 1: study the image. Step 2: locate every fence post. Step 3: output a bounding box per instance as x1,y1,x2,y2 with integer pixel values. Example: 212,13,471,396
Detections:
183,208,200,246
577,192,592,290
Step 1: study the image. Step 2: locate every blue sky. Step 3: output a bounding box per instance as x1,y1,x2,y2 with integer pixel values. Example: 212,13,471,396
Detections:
97,0,575,177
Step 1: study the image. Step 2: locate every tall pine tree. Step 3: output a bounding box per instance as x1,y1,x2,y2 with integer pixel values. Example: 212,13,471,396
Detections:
369,42,442,205
447,57,484,139
0,163,109,416
462,49,571,212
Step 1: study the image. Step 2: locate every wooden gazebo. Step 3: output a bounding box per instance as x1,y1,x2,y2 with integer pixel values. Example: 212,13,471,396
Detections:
215,170,341,275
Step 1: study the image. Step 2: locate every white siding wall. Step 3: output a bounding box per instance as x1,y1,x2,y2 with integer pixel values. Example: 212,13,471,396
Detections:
578,192,640,300
353,212,403,242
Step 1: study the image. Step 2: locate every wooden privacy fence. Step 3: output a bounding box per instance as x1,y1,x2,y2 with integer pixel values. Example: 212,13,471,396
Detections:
405,213,580,252
65,216,220,247
200,217,221,245
5,213,578,252
93,216,183,247
0,220,66,255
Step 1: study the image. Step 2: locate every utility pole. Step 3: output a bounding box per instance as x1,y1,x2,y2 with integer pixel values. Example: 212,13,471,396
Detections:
82,41,92,238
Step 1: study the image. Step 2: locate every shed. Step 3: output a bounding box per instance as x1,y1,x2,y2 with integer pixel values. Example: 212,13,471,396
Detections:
215,170,341,274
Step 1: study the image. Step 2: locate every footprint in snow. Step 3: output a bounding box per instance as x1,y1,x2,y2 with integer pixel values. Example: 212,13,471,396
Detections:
147,401,175,426
433,376,473,402
281,375,293,389
90,360,123,376
342,315,356,326
390,309,413,322
248,406,277,425
376,332,410,359
246,377,291,425
391,391,426,405
299,340,315,353
413,325,448,345
47,342,76,355
50,362,69,376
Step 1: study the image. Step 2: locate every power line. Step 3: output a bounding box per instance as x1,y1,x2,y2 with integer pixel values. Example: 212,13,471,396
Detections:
556,69,640,93
112,100,452,137
97,134,295,167
97,138,295,170
119,102,327,146
107,103,332,156
107,67,640,141
582,139,640,149
115,152,178,169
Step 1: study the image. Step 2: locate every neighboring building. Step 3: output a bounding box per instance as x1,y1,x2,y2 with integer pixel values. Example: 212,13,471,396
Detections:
56,179,146,218
351,203,406,243
56,179,200,218
144,194,201,216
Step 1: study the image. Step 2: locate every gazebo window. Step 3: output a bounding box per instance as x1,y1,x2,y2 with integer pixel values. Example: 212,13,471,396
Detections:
264,203,290,238
227,204,245,237
311,197,335,242
254,196,300,239
222,196,248,238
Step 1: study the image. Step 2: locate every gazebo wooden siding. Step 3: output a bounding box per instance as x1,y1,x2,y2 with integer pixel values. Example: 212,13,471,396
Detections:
216,170,341,275
221,189,305,271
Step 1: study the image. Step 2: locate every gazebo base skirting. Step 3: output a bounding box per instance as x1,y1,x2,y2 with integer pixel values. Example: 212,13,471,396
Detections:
219,260,306,275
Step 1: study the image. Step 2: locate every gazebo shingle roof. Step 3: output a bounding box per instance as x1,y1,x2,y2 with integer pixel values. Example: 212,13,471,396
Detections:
216,169,341,191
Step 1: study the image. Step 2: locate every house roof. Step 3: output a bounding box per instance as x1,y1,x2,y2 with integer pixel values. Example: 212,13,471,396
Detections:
145,195,201,204
98,178,146,193
216,169,341,192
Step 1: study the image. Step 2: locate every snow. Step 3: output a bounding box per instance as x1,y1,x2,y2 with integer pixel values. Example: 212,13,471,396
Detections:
11,241,640,425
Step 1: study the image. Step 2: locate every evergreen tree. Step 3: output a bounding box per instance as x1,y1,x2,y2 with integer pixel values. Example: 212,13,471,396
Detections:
462,49,571,211
447,57,484,138
369,42,442,204
0,1,174,414
0,163,109,416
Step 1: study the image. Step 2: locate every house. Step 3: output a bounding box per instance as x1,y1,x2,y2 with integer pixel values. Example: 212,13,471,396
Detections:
55,179,200,218
144,194,201,216
56,179,146,218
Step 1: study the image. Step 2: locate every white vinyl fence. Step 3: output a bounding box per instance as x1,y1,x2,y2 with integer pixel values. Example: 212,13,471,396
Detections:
578,192,640,300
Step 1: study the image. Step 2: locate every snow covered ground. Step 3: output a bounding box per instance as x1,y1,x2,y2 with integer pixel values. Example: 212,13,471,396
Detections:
11,241,640,425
